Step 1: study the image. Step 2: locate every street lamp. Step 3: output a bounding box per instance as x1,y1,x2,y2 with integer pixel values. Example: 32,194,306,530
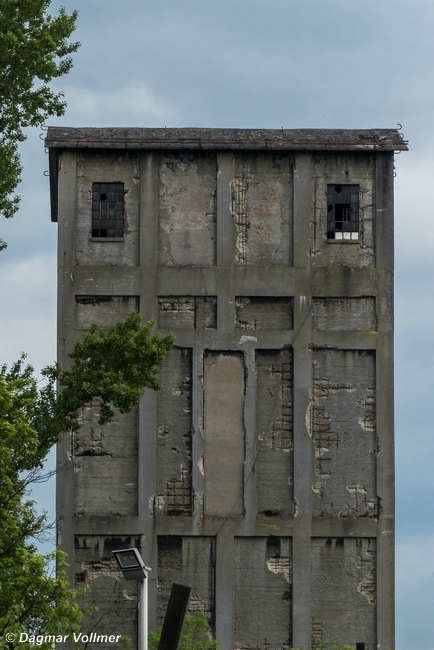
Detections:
112,548,152,650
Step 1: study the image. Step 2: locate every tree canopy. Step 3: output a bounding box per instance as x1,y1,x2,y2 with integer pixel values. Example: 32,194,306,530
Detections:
0,0,79,249
0,313,174,646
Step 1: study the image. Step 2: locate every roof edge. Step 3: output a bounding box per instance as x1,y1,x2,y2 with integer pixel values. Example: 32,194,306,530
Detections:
45,127,408,152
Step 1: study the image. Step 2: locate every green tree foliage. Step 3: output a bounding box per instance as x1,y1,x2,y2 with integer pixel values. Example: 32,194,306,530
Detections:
149,611,220,650
0,0,79,248
0,313,174,646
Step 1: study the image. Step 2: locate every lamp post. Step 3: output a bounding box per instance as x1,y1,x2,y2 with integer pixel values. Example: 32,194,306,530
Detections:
112,548,152,650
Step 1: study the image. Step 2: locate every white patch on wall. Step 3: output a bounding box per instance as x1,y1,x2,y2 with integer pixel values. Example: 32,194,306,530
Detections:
266,556,291,583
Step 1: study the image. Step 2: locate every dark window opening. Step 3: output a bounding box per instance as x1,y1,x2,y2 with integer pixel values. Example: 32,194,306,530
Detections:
92,182,124,238
327,184,359,240
335,537,344,548
335,203,351,223
266,536,281,558
356,643,365,650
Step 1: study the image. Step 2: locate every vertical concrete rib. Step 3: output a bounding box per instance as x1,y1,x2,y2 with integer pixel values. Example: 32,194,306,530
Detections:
243,347,257,531
56,150,77,585
292,152,313,649
215,525,235,650
139,151,159,627
192,346,205,525
375,153,395,650
216,152,235,336
214,152,236,645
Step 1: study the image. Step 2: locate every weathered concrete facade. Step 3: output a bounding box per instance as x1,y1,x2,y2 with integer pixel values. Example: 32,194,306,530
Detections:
47,128,407,650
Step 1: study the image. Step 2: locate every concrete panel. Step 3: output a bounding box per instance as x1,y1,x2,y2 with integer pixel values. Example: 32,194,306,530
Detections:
157,536,215,627
158,296,217,330
236,297,293,330
311,537,376,648
203,352,244,517
232,153,293,266
75,295,139,329
75,535,141,649
312,297,376,331
291,152,314,649
234,537,292,650
156,348,193,516
73,406,138,516
158,152,217,266
312,153,375,268
256,350,294,517
75,151,140,266
311,350,377,518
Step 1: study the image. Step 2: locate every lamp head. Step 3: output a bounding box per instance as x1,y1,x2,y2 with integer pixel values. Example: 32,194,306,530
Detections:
112,548,151,580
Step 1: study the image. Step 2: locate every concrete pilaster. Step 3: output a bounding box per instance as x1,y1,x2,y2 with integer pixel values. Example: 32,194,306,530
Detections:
56,150,78,586
292,153,313,649
375,153,395,650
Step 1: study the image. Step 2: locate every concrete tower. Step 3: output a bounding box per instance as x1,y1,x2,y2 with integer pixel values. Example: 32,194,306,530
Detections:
47,127,407,650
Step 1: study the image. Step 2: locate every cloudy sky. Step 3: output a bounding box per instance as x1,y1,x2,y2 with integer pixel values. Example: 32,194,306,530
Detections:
1,1,433,648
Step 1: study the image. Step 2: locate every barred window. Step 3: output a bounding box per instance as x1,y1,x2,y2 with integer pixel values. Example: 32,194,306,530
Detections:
92,182,124,238
327,184,359,240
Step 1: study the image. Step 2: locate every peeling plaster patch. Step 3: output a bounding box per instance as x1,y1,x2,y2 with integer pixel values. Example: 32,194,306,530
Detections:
311,349,377,518
197,454,204,476
122,590,136,601
311,537,376,647
158,152,217,267
157,348,193,516
232,153,293,266
157,536,215,628
312,297,376,332
149,494,165,516
238,335,258,345
189,595,208,612
357,389,376,431
73,405,138,516
299,295,307,311
305,402,312,437
74,535,140,646
244,440,252,462
235,297,293,331
256,350,294,517
234,537,292,649
311,617,324,648
158,296,217,330
193,490,204,516
75,295,139,330
347,484,366,494
266,557,291,583
231,176,248,265
198,415,204,440
357,544,376,605
163,469,191,515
